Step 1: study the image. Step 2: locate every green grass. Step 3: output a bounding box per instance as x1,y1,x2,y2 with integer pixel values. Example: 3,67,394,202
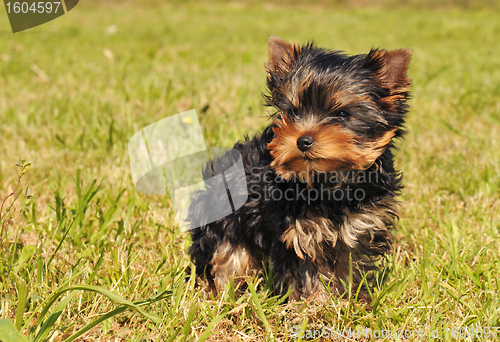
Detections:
1,1,500,341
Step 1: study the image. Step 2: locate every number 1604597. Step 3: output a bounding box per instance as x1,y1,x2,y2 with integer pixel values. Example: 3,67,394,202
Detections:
5,2,62,14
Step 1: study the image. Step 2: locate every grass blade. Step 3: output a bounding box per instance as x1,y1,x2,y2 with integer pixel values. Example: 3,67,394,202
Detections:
0,319,29,342
197,311,228,342
247,281,271,336
371,280,400,314
180,306,196,342
62,307,128,342
35,285,162,328
34,291,76,342
46,215,77,270
62,289,172,342
15,282,29,331
296,318,308,342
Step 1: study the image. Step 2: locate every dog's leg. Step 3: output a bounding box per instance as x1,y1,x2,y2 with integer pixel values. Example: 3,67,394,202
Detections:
271,243,326,301
189,225,220,290
272,239,372,301
210,241,262,292
190,224,262,293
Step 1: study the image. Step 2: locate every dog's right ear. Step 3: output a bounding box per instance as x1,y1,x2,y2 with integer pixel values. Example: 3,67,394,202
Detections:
266,36,299,76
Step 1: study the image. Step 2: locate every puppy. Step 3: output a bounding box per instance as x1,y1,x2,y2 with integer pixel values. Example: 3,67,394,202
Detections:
188,36,411,301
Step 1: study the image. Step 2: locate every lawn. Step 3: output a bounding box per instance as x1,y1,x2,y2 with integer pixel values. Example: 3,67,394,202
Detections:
0,1,499,341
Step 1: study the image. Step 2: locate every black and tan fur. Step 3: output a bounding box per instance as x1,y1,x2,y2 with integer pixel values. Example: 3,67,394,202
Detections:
188,36,412,301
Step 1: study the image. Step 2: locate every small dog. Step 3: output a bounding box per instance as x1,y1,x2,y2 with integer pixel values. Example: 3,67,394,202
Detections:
188,36,411,301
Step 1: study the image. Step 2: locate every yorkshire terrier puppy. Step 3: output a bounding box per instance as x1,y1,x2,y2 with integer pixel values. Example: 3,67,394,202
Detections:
188,36,412,301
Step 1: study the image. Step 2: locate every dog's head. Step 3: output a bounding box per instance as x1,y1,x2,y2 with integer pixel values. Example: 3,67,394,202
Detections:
265,36,412,183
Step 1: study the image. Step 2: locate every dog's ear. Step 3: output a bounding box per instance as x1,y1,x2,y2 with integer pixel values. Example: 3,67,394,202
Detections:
266,36,299,76
365,49,412,94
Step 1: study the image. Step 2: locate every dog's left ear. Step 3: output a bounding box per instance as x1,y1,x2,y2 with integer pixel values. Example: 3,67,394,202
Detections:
266,36,299,76
365,49,412,94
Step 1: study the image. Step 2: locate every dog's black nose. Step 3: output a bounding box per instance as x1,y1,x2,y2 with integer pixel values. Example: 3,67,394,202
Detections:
297,135,314,152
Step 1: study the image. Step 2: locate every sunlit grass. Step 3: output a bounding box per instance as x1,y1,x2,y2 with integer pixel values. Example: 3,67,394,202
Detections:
0,1,499,341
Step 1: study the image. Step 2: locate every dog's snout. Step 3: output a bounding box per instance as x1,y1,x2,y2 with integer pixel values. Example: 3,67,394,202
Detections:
297,135,314,152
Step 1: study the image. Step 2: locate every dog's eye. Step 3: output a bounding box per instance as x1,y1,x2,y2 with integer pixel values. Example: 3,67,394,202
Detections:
336,110,349,118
